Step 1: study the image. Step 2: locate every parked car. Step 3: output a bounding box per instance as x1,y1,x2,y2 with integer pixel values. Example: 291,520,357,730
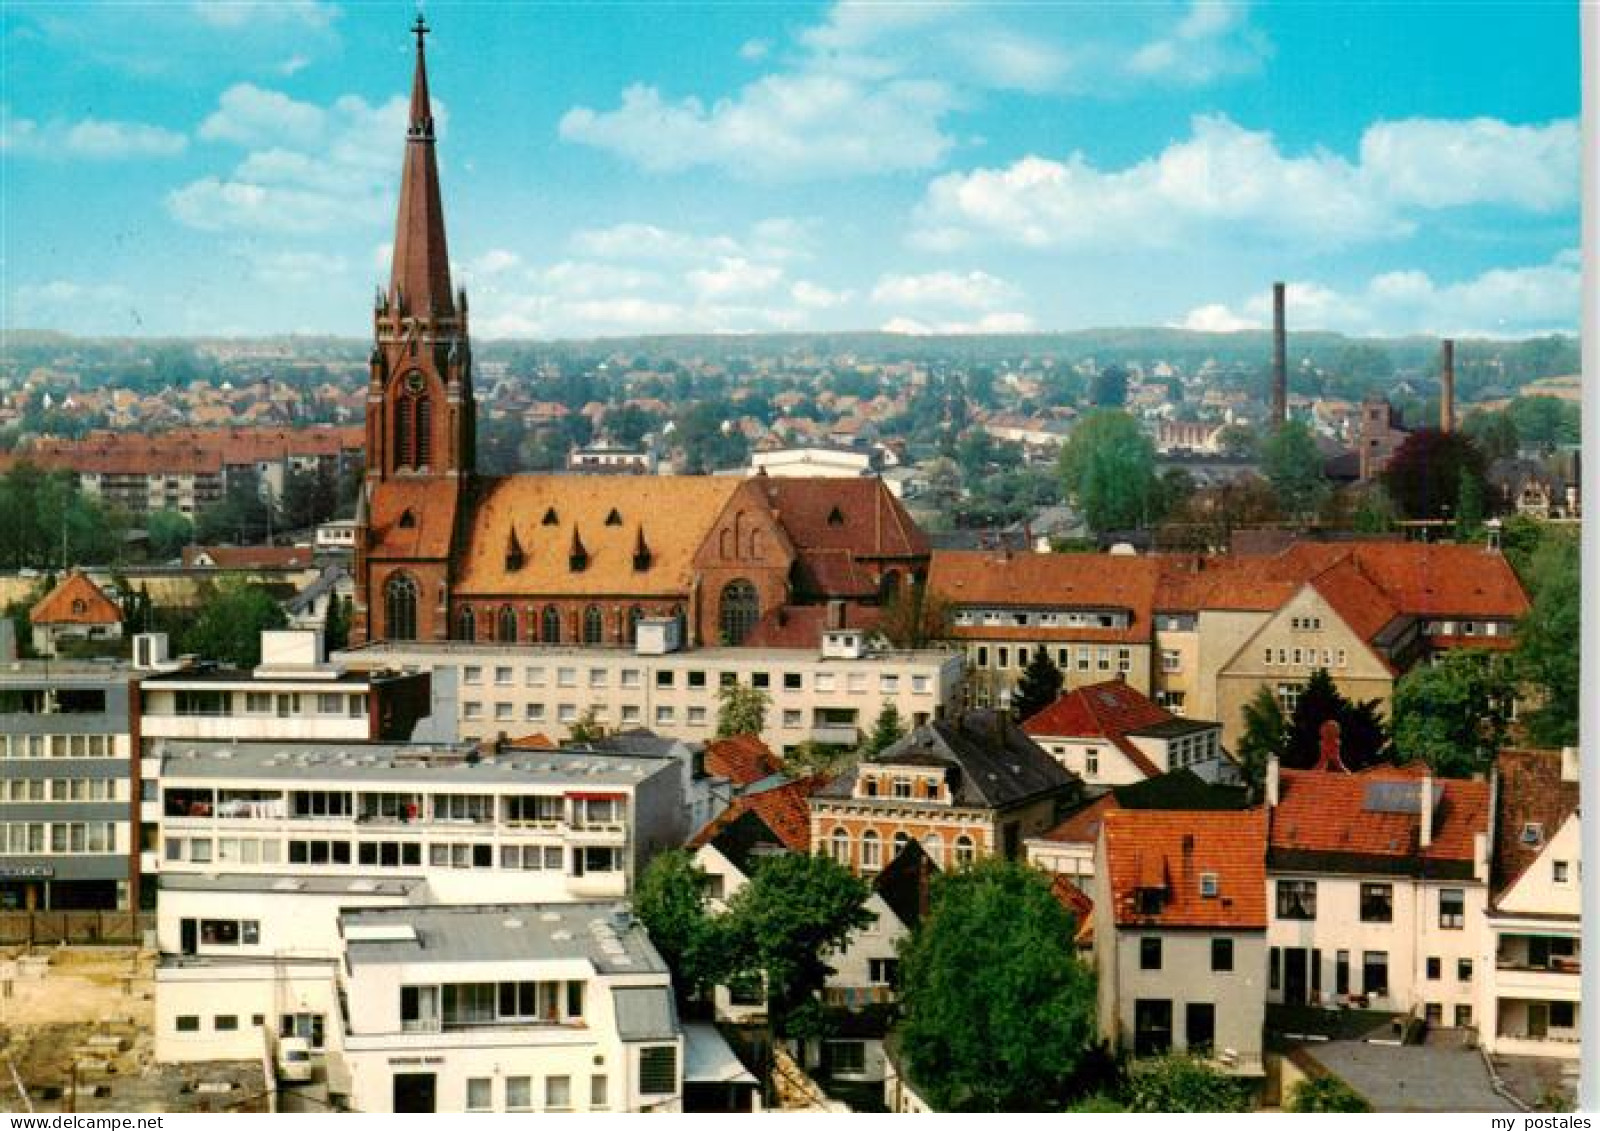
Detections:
277,1037,313,1084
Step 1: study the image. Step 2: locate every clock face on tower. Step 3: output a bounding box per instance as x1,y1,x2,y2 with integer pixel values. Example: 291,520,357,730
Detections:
404,371,426,394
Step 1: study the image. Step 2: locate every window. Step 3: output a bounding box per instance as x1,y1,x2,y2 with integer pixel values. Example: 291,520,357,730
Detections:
860,830,881,871
1140,937,1163,970
546,1075,572,1111
498,606,518,644
719,579,760,645
1458,958,1473,982
456,605,476,642
1439,888,1465,929
1134,999,1173,1058
1455,1004,1473,1028
1199,872,1218,898
384,573,418,641
583,605,604,644
506,1077,531,1111
466,1078,492,1112
1161,649,1181,673
1426,956,1441,980
1335,950,1350,996
1211,937,1233,972
1086,749,1099,776
590,1076,609,1110
869,958,899,986
1554,860,1570,883
954,835,975,867
1276,879,1316,920
1425,1003,1443,1025
1185,1003,1215,1053
1362,951,1389,997
541,605,562,643
830,828,851,866
1276,682,1304,714
1360,882,1393,923
214,1015,238,1031
1551,1001,1576,1029
639,1046,677,1095
824,1040,867,1076
176,1016,200,1033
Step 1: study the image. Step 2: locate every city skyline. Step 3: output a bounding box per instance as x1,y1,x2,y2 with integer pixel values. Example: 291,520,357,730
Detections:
2,1,1582,340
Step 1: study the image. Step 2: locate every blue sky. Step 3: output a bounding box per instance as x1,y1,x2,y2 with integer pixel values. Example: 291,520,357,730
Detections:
1,1,1581,340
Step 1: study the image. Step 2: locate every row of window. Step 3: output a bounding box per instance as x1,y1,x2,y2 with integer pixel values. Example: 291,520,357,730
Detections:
455,603,665,647
462,700,872,735
401,980,585,1029
0,733,119,759
465,663,935,696
1140,937,1235,972
0,821,121,855
3,777,123,803
162,789,616,828
161,836,621,874
974,645,1134,674
954,609,1128,630
465,1073,608,1113
1270,946,1391,998
1275,880,1466,929
169,690,370,719
825,828,977,871
1264,647,1348,669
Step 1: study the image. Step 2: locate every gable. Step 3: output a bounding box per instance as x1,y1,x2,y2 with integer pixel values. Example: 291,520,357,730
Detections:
1218,584,1391,680
695,479,796,573
1496,813,1581,917
30,572,121,626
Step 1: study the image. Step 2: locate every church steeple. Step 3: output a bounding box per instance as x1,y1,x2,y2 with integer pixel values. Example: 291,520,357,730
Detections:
390,14,454,319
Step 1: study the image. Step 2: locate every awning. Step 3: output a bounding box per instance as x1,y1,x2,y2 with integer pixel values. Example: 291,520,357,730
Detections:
683,1022,757,1086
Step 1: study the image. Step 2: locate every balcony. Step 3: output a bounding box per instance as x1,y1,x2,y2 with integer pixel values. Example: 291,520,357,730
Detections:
810,724,860,746
823,986,895,1008
1492,965,1580,999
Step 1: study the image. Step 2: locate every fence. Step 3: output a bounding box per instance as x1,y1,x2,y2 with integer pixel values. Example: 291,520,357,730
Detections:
0,911,154,946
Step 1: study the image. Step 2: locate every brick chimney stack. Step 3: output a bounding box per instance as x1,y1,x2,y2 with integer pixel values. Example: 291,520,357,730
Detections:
1419,770,1434,849
1440,339,1456,433
1271,281,1287,427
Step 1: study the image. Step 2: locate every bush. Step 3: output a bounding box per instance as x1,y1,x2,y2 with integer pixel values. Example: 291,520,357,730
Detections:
1288,1075,1371,1113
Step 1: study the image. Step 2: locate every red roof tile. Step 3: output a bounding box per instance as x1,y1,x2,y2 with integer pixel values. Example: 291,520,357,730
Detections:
704,734,783,787
366,479,460,561
1270,766,1489,867
758,477,927,559
1103,808,1268,929
930,551,1159,643
742,603,883,649
1491,748,1580,903
688,775,830,854
1023,680,1171,779
30,571,121,626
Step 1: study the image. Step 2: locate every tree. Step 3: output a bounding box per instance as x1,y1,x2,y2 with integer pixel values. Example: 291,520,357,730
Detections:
144,509,193,561
635,849,724,1008
1390,651,1514,777
1455,470,1485,541
1059,410,1161,533
861,703,905,758
180,579,287,667
1382,429,1489,522
1236,685,1286,800
1091,365,1129,408
195,475,276,545
781,740,852,776
1284,668,1388,771
896,859,1099,1111
567,705,606,744
1011,645,1064,722
1213,424,1259,459
1259,422,1329,521
323,594,351,653
1288,1075,1371,1113
720,852,873,1039
1508,396,1580,448
878,581,952,649
1125,1054,1252,1113
715,683,770,739
1461,409,1519,462
1515,532,1579,746
1350,483,1398,534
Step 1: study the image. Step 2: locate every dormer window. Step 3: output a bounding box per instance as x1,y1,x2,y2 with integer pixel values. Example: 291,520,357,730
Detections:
1135,888,1164,916
863,777,878,798
1199,873,1219,898
398,509,417,529
827,505,844,526
605,508,622,526
505,530,525,572
569,529,589,573
542,507,559,526
892,777,912,799
1521,822,1544,846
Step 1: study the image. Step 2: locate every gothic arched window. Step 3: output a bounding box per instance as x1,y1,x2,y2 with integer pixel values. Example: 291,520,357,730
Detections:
455,605,476,642
583,605,604,645
384,573,418,642
415,395,432,469
719,579,760,645
498,605,517,644
395,398,414,470
626,605,644,644
541,605,561,644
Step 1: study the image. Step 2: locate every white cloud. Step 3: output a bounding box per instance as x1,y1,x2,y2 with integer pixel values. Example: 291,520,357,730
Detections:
687,257,784,300
278,54,312,76
871,269,1019,312
9,279,141,333
170,87,420,235
1177,252,1580,337
1128,0,1267,84
468,249,522,277
739,39,771,62
791,280,853,309
570,222,741,262
913,113,1579,252
881,311,1034,335
2,108,186,159
1359,117,1578,211
190,1,337,31
244,249,348,285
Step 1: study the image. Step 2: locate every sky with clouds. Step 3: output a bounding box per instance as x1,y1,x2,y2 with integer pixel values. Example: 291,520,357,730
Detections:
1,1,1581,340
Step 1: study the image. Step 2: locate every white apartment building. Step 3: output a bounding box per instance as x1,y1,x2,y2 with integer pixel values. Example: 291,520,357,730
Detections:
1481,748,1581,1057
336,639,963,757
338,903,682,1113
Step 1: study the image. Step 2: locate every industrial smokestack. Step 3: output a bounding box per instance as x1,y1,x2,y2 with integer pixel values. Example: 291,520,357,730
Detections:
1271,281,1287,427
1440,338,1456,433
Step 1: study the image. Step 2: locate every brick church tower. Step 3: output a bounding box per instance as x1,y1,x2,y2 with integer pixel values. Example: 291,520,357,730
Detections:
351,18,473,645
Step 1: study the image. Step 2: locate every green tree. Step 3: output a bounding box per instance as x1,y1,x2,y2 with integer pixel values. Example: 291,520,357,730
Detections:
635,849,724,1008
567,705,605,744
1287,1075,1371,1113
1011,645,1064,722
1390,651,1514,777
781,740,851,777
1059,410,1161,533
1259,422,1329,521
1236,685,1286,800
720,852,873,1039
1461,409,1519,462
1125,1054,1252,1113
862,703,906,758
1516,533,1579,746
1508,396,1580,448
1091,365,1129,408
1455,469,1486,541
1284,668,1388,771
323,594,351,653
195,476,276,545
144,509,194,561
1351,483,1398,534
715,683,771,739
896,859,1099,1111
878,581,952,649
179,579,287,667
1382,429,1489,522
1213,424,1259,459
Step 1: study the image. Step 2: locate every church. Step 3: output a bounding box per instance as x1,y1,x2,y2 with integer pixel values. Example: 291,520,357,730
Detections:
351,23,927,650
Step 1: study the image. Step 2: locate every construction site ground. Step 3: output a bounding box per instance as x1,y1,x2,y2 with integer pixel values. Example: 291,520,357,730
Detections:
0,945,268,1113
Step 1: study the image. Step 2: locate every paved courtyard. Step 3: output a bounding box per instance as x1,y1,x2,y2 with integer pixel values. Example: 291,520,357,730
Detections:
1302,1039,1516,1112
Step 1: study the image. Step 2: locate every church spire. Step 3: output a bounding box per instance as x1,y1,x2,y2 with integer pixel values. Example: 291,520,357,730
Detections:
390,14,453,318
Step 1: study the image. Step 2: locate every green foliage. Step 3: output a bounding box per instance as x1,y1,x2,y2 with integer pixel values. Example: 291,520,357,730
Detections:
1455,471,1486,541
715,683,771,739
634,849,724,1007
782,740,853,777
1461,409,1520,462
721,852,874,1039
1391,652,1514,777
1382,429,1489,522
1236,685,1286,799
179,579,287,667
195,476,276,546
1259,422,1330,521
1515,530,1580,746
0,462,126,570
1091,365,1129,407
1284,668,1388,771
566,705,605,744
878,581,952,649
1059,410,1162,533
862,703,906,758
144,510,194,561
1213,424,1259,459
896,859,1098,1111
1287,1075,1371,1113
279,464,340,532
323,595,351,653
1508,396,1581,448
1351,483,1398,534
1011,645,1064,722
1125,1054,1252,1113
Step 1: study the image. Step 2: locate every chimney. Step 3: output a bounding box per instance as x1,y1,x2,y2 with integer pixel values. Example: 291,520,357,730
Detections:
1312,719,1348,773
1419,770,1434,849
827,599,847,631
1271,281,1287,427
1265,754,1280,808
1560,745,1579,783
1440,339,1456,433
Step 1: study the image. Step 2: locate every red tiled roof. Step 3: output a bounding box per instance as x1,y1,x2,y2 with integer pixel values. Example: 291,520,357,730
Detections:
758,477,928,559
366,479,460,561
1023,680,1171,780
688,775,829,854
1040,792,1120,845
30,571,121,626
704,733,783,787
741,603,883,649
1103,808,1268,929
1270,766,1489,866
1049,874,1096,945
1491,748,1580,903
929,550,1159,644
503,733,556,750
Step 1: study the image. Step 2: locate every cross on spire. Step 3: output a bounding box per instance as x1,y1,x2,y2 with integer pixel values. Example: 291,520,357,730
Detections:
412,13,429,50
